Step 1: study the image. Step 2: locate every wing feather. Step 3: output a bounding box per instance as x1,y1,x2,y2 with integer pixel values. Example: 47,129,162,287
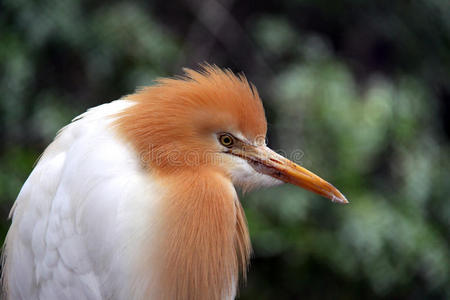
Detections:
2,100,158,300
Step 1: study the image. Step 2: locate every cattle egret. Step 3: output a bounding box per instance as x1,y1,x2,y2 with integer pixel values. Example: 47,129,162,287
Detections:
2,65,347,300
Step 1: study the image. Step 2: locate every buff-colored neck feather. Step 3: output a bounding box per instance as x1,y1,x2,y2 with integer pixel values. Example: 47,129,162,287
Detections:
141,172,250,300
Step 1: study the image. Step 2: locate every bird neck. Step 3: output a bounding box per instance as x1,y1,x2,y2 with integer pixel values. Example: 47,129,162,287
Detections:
140,170,251,300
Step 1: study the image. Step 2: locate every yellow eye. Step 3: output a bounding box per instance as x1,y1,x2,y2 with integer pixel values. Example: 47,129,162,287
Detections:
219,134,234,147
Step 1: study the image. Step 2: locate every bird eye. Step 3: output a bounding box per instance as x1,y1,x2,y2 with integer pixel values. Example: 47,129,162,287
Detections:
219,134,234,147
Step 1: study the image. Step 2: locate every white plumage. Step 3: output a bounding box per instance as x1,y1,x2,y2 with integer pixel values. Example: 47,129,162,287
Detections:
3,100,162,299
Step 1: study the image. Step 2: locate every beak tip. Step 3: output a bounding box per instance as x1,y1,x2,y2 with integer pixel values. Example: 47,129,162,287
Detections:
331,193,349,204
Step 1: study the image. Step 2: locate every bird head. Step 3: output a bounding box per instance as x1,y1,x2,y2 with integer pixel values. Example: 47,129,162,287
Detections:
116,65,347,203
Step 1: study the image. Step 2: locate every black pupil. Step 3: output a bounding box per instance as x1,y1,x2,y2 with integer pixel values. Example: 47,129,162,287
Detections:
223,136,231,144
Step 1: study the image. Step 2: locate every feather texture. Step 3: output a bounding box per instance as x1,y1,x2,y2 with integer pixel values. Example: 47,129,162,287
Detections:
2,100,165,299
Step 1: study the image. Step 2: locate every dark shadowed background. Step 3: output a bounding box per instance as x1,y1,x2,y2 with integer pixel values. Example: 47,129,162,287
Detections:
1,0,449,299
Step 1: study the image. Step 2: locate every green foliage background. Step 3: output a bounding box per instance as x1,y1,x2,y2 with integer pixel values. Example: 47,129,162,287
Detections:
1,0,449,299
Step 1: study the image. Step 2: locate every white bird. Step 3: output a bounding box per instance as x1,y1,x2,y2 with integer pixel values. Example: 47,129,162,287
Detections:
2,65,347,300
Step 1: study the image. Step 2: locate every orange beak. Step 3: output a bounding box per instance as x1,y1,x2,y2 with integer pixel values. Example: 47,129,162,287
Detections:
231,145,348,204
